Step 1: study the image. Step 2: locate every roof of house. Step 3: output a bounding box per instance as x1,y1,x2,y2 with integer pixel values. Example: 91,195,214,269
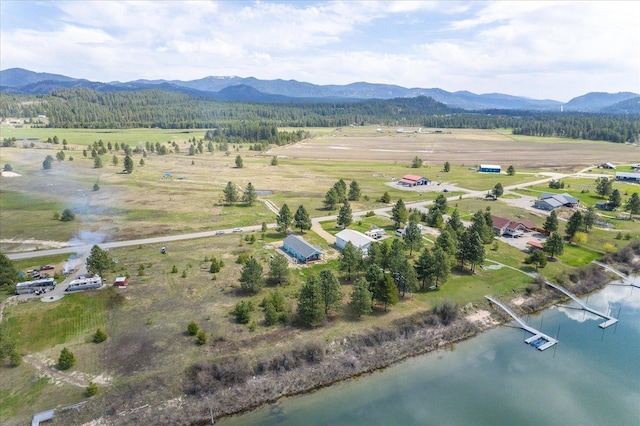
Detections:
540,192,579,205
492,215,537,232
527,241,544,250
335,229,375,248
283,235,323,258
399,178,417,185
492,216,511,229
480,164,501,169
535,198,564,208
616,171,640,179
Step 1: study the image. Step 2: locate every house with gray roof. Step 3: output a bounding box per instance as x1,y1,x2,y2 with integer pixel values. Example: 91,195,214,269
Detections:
335,229,375,255
615,171,640,184
282,235,323,263
533,192,579,211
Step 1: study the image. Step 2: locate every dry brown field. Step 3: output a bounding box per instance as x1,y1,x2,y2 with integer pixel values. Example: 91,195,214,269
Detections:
270,127,640,170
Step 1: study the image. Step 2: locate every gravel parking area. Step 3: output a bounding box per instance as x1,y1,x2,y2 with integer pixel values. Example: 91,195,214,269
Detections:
498,231,547,252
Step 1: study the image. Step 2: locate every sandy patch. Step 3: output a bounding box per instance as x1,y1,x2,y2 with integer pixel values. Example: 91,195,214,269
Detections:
466,309,498,327
0,238,69,250
1,171,21,177
511,296,526,306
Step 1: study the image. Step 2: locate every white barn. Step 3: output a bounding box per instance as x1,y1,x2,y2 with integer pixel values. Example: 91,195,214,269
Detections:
335,229,375,255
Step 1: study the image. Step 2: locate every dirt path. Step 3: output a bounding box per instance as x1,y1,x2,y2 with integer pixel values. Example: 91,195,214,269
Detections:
311,222,336,245
24,354,90,388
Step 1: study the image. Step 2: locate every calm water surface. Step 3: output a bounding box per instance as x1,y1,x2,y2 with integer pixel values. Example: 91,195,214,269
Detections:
222,282,640,426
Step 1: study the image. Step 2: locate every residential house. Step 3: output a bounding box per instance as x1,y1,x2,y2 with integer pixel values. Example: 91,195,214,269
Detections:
282,235,323,263
335,229,375,255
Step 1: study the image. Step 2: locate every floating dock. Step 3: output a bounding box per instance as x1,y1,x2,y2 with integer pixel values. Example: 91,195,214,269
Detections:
545,281,618,329
485,295,558,351
592,260,640,289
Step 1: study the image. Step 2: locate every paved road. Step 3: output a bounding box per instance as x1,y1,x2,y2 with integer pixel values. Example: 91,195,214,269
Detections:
6,167,593,261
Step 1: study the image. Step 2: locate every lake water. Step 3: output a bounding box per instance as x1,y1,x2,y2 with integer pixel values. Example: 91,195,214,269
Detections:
221,280,640,425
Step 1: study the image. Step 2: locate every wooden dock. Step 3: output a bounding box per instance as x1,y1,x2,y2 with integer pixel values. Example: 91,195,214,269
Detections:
592,260,640,289
485,295,558,351
545,281,618,329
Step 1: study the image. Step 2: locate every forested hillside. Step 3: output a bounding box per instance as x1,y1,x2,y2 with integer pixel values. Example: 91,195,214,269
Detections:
1,88,638,143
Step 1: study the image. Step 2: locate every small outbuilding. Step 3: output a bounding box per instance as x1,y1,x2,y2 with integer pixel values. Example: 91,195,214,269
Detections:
335,229,375,255
479,164,501,173
282,235,323,263
615,172,640,184
397,174,430,187
114,277,128,287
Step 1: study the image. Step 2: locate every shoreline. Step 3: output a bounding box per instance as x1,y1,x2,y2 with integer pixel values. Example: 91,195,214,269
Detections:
64,259,624,426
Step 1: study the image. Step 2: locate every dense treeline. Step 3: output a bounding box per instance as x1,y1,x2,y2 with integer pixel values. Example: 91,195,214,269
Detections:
1,89,637,143
204,123,309,147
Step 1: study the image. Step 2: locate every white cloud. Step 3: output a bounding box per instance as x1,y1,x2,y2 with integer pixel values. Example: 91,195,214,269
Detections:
1,1,638,100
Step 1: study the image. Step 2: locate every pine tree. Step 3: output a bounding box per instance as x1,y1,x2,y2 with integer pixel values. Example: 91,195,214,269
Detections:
324,187,340,210
348,180,361,201
443,161,451,172
414,247,435,290
276,203,292,235
294,204,312,233
242,182,257,206
565,211,584,239
239,257,264,293
391,199,408,228
92,328,107,343
544,232,564,259
268,253,290,286
318,270,343,315
333,179,347,202
235,155,243,168
86,245,112,276
337,201,353,228
403,221,423,255
297,276,325,327
543,210,559,234
339,242,362,281
376,274,399,311
349,278,372,317
223,181,239,205
625,192,640,218
58,347,76,370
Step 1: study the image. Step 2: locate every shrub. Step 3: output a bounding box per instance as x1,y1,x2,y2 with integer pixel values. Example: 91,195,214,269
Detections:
9,350,22,367
93,328,107,343
232,300,255,324
60,208,75,222
602,243,617,253
236,252,251,264
86,382,98,396
187,321,199,336
171,265,178,273
58,347,76,370
196,331,207,345
433,301,458,325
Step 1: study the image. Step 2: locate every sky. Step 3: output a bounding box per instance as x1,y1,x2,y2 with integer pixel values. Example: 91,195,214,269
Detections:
1,1,639,102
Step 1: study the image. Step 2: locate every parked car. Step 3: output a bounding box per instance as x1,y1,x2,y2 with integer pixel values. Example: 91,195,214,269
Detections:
215,230,225,235
40,265,55,271
232,228,243,233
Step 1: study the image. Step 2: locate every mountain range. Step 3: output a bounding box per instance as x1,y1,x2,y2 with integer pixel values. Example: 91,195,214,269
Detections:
1,68,638,113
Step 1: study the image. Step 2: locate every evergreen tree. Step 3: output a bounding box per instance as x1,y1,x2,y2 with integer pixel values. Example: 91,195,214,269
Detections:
391,199,408,228
123,154,134,173
391,257,419,297
434,194,448,214
349,278,372,317
414,247,435,290
92,328,107,343
436,227,457,257
264,300,278,326
318,270,343,315
43,155,54,170
595,177,613,198
380,191,391,203
625,192,640,218
507,165,516,176
276,203,292,235
271,156,278,166
446,210,465,236
294,204,312,233
466,231,485,273
337,201,353,228
239,257,264,293
376,274,399,311
583,206,598,231
543,210,559,234
187,321,199,336
492,182,504,198
60,208,75,222
86,245,112,276
348,180,361,201
525,249,547,271
411,156,422,168
544,232,564,259
0,252,18,288
297,276,325,327
403,221,423,255
339,242,362,281
93,155,103,168
242,182,258,206
565,211,584,239
235,155,243,168
268,253,290,286
58,347,76,370
324,187,340,210
443,161,450,172
609,189,622,209
223,181,239,205
431,246,451,287
426,208,444,229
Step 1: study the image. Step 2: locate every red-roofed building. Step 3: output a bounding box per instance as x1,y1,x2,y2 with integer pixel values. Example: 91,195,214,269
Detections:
492,215,537,237
398,174,430,187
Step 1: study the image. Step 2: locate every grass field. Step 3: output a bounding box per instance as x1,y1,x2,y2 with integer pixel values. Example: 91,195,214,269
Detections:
2,124,640,424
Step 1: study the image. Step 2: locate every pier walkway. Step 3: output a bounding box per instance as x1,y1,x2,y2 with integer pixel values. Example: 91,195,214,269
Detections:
592,261,640,289
485,295,558,351
545,281,618,329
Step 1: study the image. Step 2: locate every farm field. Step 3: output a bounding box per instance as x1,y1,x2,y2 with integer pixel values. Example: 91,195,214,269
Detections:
1,124,640,425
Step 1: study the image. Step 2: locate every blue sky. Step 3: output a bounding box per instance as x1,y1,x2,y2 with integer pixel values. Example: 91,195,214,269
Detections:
1,1,638,101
